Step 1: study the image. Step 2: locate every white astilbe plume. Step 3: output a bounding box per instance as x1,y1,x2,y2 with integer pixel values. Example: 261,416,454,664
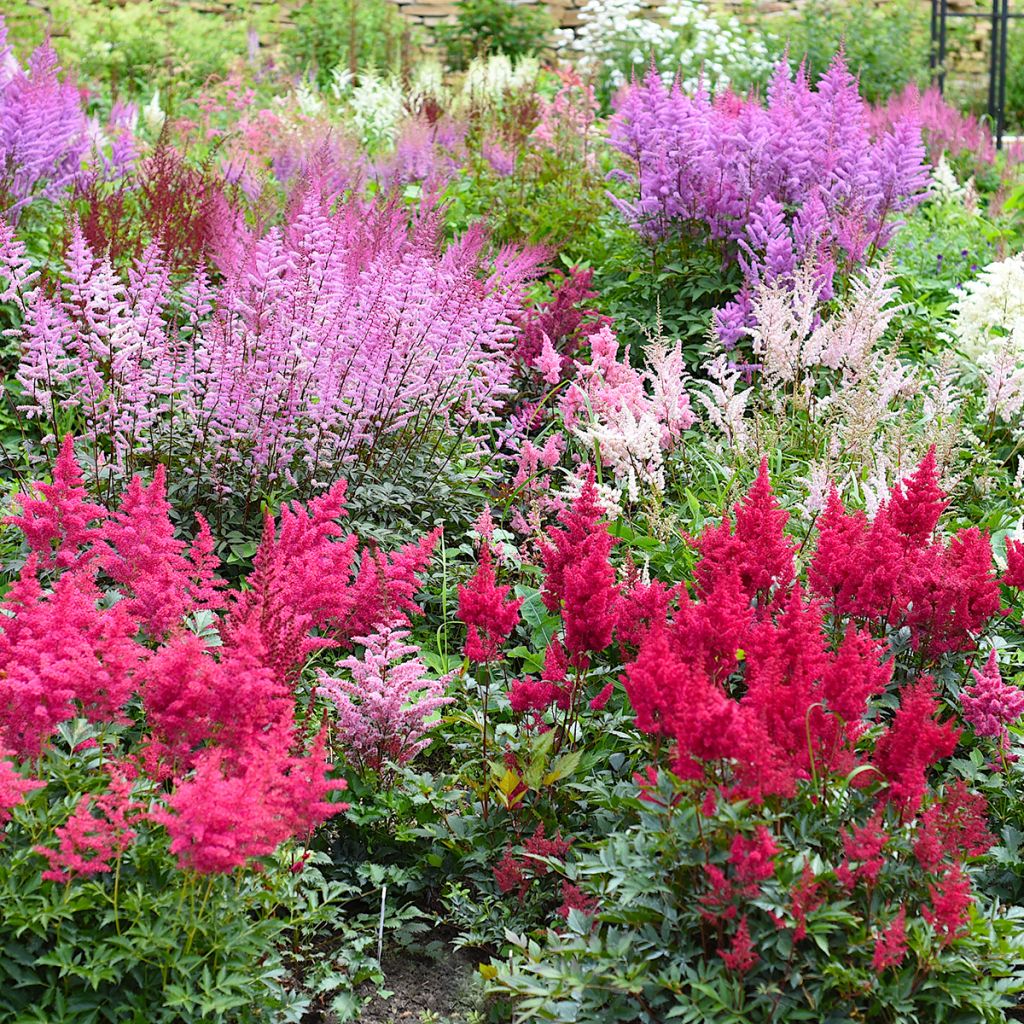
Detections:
695,354,751,450
983,343,1024,422
952,253,1024,363
931,155,968,204
316,623,454,775
747,262,900,385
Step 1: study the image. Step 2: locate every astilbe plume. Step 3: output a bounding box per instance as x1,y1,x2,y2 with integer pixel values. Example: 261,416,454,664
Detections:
539,471,620,666
10,183,543,505
223,480,438,681
872,907,908,971
0,563,143,758
5,433,105,570
151,722,345,874
35,772,141,882
0,750,42,837
610,56,929,343
0,18,91,219
316,623,453,773
458,544,523,663
959,650,1024,742
809,452,1001,656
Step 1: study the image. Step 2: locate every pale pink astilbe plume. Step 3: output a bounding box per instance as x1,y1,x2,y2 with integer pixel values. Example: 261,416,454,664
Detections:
5,433,105,570
559,324,695,500
960,650,1024,742
0,215,37,303
0,18,91,219
0,561,143,758
317,622,454,773
152,721,346,874
9,183,542,501
98,464,226,638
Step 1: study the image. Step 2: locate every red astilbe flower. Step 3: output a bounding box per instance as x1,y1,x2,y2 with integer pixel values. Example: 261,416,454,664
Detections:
152,722,346,874
789,862,824,942
494,824,571,898
729,826,778,888
508,639,572,714
872,907,908,971
921,865,973,946
880,447,947,547
719,915,759,974
913,780,994,873
836,810,889,889
696,459,795,603
98,464,226,638
0,749,42,838
874,677,960,813
809,454,1001,656
960,650,1024,742
557,880,599,919
5,434,105,571
458,544,522,663
0,561,143,758
538,470,620,666
35,771,142,882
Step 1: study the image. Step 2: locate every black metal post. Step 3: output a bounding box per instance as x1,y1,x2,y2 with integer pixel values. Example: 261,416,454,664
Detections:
998,0,1010,148
989,0,1000,121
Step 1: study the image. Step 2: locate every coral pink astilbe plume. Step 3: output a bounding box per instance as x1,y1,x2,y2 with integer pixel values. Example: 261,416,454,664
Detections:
0,750,42,837
5,433,105,570
457,544,523,664
35,772,142,882
316,623,453,773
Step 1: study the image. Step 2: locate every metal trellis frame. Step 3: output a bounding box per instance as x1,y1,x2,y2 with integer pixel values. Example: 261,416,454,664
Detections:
930,0,1024,149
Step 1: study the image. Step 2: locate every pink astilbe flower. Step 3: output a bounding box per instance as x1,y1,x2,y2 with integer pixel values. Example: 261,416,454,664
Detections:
35,771,142,882
153,722,345,874
458,544,523,663
0,749,42,837
317,623,453,773
960,650,1024,742
142,623,290,777
872,907,908,971
224,481,438,681
98,465,226,638
5,434,105,570
0,562,142,758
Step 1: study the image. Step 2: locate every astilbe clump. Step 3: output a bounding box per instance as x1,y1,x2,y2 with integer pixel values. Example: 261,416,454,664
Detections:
458,544,523,664
609,56,930,344
959,650,1024,745
6,179,543,514
0,443,440,877
316,623,454,774
0,18,90,219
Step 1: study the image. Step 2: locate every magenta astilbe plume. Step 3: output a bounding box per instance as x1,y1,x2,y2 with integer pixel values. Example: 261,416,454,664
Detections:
610,57,929,341
11,183,543,503
0,18,91,219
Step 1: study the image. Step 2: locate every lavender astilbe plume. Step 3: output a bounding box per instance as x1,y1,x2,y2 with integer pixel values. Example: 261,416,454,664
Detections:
9,180,544,517
609,56,929,344
0,19,91,220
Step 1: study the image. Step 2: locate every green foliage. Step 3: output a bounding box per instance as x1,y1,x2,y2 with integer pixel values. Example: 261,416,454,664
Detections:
0,721,348,1024
491,772,1024,1024
771,0,929,104
283,0,413,85
436,0,554,71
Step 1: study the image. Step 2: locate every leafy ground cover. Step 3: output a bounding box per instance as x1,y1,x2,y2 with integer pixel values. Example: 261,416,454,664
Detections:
3,4,1024,1022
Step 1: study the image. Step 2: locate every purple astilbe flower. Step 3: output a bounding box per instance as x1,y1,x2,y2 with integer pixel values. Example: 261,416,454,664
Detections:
316,622,454,774
0,18,91,220
10,180,544,509
609,56,930,337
